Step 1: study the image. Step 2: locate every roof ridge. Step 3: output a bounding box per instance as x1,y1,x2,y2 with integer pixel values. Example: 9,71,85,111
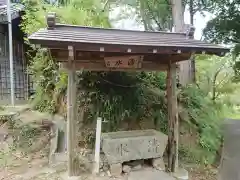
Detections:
55,23,187,36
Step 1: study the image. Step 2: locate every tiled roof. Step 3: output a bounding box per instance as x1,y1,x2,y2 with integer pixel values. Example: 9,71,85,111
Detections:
0,3,24,23
29,24,229,55
28,13,230,56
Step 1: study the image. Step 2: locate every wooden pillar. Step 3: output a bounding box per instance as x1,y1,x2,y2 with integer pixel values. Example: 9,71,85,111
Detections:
67,46,78,176
167,61,178,172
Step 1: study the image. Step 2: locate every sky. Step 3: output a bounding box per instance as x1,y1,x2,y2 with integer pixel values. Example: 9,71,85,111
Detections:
110,6,213,40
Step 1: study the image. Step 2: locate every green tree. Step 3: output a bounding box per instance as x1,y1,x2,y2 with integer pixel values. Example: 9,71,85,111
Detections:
107,0,172,31
21,0,110,36
203,0,240,80
107,0,218,31
203,1,240,47
21,0,110,113
196,55,239,102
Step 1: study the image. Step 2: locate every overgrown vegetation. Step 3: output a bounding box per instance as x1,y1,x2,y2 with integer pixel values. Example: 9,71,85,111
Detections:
21,0,110,113
21,0,239,166
179,85,223,164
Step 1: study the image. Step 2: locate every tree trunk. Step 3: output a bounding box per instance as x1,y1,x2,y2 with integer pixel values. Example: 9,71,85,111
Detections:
189,0,194,25
189,0,196,83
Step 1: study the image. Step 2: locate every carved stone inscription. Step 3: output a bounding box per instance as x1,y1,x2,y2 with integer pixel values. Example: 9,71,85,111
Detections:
102,130,168,164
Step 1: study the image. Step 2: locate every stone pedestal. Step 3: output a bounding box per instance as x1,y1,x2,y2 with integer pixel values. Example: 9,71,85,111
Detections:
172,168,189,180
128,168,176,180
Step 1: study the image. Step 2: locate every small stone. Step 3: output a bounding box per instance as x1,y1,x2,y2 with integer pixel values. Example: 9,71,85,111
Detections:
110,163,122,176
99,162,104,169
103,164,109,171
132,164,142,171
122,165,131,173
127,160,144,167
99,172,105,177
107,170,111,177
152,158,165,171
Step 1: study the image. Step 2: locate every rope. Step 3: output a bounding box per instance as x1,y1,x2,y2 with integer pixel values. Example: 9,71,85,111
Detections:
98,75,140,88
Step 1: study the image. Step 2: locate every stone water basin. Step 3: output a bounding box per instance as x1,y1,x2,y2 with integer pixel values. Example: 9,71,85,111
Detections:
101,129,168,164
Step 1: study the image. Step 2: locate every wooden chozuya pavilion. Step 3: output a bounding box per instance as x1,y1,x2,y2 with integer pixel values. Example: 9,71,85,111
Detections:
28,12,229,177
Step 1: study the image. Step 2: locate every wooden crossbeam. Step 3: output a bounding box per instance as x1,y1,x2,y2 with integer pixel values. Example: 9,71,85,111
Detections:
50,49,192,64
61,61,168,72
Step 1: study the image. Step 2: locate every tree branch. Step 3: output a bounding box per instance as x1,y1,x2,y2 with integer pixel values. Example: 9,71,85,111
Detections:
103,0,110,11
212,68,223,101
145,1,163,30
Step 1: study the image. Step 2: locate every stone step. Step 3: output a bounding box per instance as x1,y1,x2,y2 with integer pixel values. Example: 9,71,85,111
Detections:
128,168,176,180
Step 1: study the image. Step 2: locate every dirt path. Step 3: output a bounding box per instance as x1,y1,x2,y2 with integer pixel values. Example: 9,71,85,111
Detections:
1,160,218,180
187,165,218,180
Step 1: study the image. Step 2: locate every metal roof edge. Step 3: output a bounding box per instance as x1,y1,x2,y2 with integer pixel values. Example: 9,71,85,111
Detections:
28,36,230,52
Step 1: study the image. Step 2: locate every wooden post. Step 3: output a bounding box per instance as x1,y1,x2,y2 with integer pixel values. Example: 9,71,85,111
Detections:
169,0,183,172
67,46,78,177
167,61,178,172
93,117,102,174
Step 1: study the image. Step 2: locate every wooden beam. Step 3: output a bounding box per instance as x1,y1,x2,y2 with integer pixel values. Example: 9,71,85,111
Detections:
167,62,178,172
39,42,193,54
50,49,192,65
33,39,229,56
61,61,168,72
67,46,78,176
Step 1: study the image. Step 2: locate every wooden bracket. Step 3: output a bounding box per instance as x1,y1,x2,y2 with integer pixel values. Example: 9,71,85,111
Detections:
67,46,75,70
68,46,74,60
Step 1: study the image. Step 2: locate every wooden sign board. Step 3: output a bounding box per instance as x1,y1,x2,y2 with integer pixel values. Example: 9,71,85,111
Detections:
104,56,143,69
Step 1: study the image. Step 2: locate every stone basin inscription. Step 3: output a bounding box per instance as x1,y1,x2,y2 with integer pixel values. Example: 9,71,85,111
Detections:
101,129,168,164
